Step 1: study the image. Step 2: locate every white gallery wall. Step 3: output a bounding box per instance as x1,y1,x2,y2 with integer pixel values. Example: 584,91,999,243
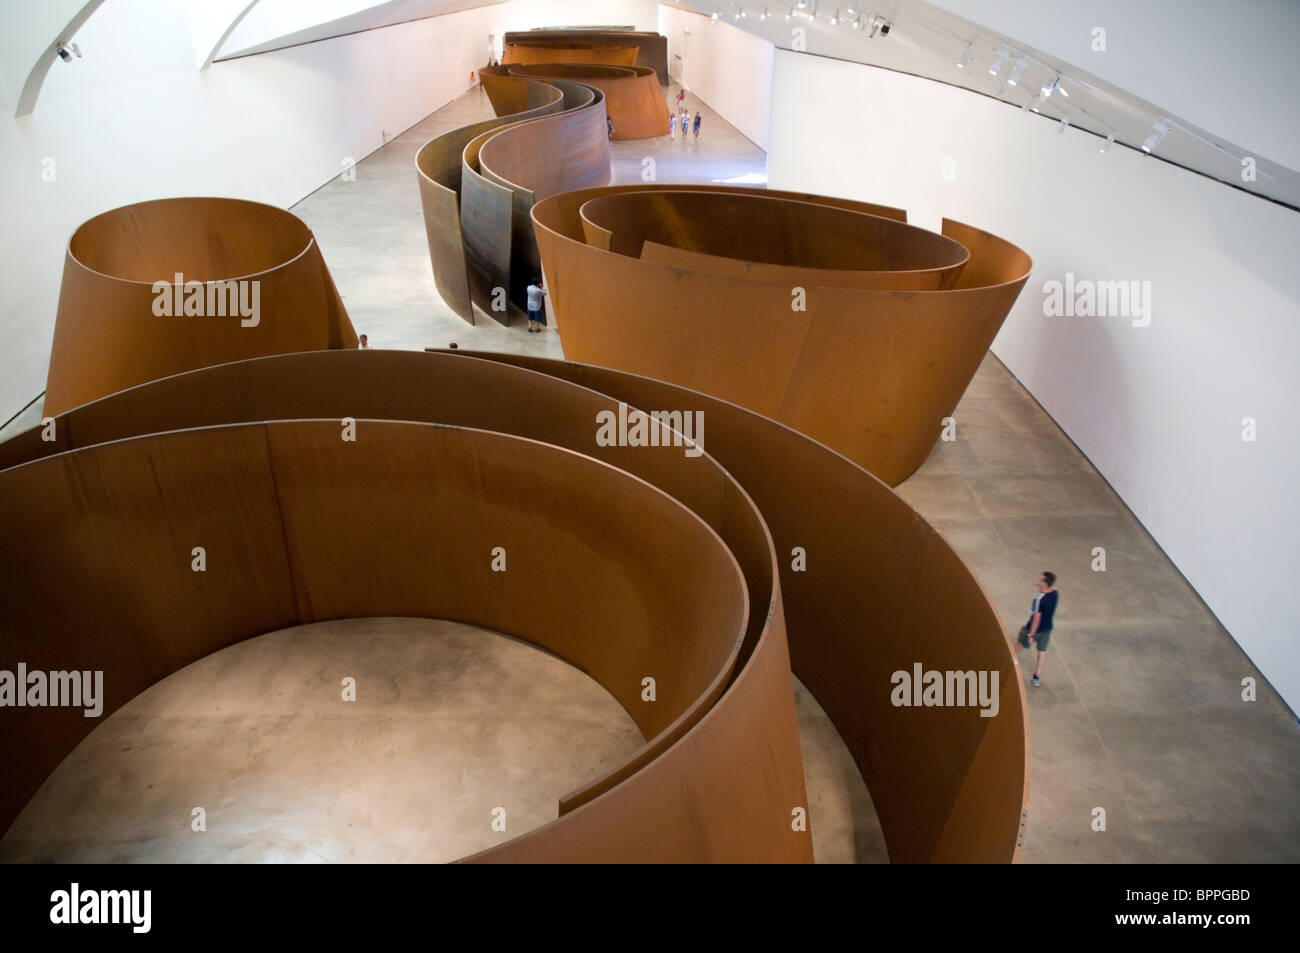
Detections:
767,51,1300,711
658,4,772,151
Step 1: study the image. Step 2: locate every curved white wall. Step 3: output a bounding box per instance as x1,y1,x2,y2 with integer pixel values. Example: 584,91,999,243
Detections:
658,5,773,151
0,0,499,423
768,50,1300,711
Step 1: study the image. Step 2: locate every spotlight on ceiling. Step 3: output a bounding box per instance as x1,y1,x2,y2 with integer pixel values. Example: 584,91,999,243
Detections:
759,6,768,19
956,43,972,69
1141,119,1170,153
830,10,839,25
1007,57,1028,87
988,49,1008,77
1041,73,1068,99
797,0,807,7
56,43,73,63
1058,118,1069,135
847,1,858,13
1100,132,1116,154
852,14,864,29
712,9,720,19
1021,92,1040,113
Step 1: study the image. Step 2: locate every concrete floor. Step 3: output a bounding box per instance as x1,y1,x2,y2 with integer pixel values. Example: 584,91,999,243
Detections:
2,85,1297,863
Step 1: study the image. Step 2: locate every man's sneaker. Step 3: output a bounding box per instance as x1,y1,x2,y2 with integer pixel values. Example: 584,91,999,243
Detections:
1031,675,1041,687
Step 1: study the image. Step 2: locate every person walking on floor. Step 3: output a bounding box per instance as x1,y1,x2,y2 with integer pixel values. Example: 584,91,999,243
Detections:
669,112,676,138
1018,571,1059,686
693,111,702,139
525,278,547,333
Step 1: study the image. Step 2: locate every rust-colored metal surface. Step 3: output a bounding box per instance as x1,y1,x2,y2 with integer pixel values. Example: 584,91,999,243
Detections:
444,351,1031,864
506,63,668,140
504,42,639,68
0,356,811,863
419,74,609,322
1,348,1028,862
532,186,1032,485
503,30,669,84
41,197,356,417
415,83,565,323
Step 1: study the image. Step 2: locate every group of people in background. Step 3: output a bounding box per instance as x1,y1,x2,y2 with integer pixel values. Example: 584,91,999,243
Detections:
668,88,702,140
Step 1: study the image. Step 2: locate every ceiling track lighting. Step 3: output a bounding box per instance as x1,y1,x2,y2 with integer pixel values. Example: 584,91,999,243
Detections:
1058,117,1069,135
711,9,720,19
1007,56,1028,87
1141,119,1170,153
829,9,839,25
1100,132,1116,154
847,1,858,13
852,14,864,29
1021,92,1040,113
955,43,972,69
1041,72,1069,99
988,49,1008,77
759,6,769,19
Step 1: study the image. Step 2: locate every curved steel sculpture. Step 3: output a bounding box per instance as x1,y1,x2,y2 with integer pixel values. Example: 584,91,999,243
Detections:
0,349,1028,862
502,29,669,84
418,76,610,323
415,80,566,322
503,41,639,68
531,185,1033,486
483,63,668,140
42,197,355,416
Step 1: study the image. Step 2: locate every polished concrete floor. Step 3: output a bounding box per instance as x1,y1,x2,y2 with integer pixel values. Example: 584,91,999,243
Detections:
2,85,1296,863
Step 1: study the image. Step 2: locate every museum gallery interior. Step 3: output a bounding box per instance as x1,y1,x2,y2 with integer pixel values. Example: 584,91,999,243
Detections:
0,0,1296,865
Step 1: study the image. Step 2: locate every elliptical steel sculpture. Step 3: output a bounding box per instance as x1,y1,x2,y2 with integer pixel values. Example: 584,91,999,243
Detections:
42,197,356,417
0,349,1028,862
531,185,1033,486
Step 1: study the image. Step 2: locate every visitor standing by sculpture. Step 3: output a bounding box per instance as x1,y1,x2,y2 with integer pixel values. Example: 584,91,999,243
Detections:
693,111,702,139
526,278,548,332
1019,572,1059,686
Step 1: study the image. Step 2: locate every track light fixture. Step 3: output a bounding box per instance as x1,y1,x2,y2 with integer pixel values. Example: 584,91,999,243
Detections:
1100,132,1116,154
852,14,864,29
1041,73,1068,99
1007,57,1028,87
1058,118,1069,135
1141,120,1169,153
759,6,768,19
829,9,839,25
955,43,972,69
988,49,1008,77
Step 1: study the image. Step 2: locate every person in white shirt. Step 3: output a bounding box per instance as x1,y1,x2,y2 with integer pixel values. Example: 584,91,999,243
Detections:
358,334,370,349
525,279,547,333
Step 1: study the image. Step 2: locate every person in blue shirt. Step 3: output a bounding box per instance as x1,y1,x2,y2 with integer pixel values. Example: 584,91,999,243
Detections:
1021,571,1059,687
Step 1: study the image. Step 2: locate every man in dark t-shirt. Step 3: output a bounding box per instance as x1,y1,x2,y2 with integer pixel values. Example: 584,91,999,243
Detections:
1024,571,1059,687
